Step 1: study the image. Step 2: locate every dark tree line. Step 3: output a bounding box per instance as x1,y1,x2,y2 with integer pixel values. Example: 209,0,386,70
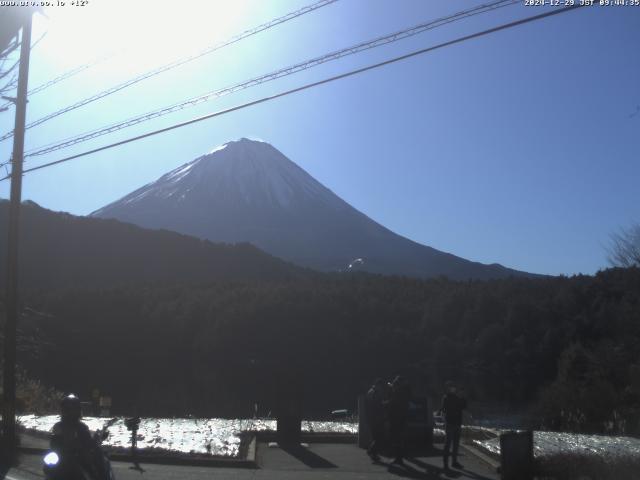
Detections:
0,201,305,290
4,267,638,434
1,202,639,431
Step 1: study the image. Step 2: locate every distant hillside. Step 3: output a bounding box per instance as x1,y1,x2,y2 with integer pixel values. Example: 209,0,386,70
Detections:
0,200,302,290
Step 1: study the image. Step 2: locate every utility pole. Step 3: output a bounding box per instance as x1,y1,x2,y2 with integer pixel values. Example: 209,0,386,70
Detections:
2,11,32,450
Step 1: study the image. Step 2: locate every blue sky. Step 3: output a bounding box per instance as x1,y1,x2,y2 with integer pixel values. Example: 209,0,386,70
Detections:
0,1,638,276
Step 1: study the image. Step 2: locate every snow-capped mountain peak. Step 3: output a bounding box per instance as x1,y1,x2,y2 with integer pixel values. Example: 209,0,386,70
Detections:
92,138,531,280
94,138,334,213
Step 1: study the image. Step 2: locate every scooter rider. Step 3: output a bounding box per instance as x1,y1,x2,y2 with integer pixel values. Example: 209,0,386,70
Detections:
50,394,104,478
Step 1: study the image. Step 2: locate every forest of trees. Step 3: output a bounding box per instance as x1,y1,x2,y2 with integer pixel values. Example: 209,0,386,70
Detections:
1,202,639,435
4,267,638,435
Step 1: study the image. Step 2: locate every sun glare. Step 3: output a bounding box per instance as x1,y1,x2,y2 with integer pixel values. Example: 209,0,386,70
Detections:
35,0,251,72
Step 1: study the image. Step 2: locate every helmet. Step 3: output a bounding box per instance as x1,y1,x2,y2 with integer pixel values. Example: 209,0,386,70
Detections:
60,394,82,422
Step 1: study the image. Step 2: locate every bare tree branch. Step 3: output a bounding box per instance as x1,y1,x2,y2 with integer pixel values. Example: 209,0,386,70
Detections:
0,72,17,94
30,32,46,51
608,223,640,268
0,57,19,81
0,38,20,99
1,39,19,59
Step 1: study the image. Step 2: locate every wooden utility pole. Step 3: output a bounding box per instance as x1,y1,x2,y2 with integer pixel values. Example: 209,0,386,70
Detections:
2,11,32,449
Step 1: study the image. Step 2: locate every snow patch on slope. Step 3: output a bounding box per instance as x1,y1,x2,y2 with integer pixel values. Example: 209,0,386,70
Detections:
208,143,228,154
95,138,341,213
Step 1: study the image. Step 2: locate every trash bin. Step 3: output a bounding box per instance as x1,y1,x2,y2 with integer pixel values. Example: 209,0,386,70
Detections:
407,397,434,448
276,386,302,445
500,430,533,480
277,412,301,444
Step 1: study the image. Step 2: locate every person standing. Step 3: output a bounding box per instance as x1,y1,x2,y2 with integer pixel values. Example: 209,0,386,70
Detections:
364,378,386,462
440,381,467,470
388,375,411,465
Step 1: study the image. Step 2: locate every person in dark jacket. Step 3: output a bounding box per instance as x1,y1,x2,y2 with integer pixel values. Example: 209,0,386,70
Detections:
440,381,467,470
364,378,386,462
388,375,411,465
50,394,103,478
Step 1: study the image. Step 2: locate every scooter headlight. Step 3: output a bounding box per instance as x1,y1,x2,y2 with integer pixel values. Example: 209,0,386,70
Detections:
43,451,60,466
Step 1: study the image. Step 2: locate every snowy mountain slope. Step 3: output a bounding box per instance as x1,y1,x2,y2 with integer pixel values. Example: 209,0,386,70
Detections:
92,138,532,280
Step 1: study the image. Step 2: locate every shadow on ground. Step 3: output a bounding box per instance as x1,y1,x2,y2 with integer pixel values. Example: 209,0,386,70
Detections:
278,443,338,468
377,447,496,480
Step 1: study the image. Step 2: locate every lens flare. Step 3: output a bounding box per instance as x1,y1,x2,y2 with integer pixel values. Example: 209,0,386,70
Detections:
43,451,60,466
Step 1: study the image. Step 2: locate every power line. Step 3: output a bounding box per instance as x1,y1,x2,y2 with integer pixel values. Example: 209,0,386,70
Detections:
0,35,95,112
0,4,585,183
0,158,10,177
0,34,44,96
0,0,339,142
28,62,95,96
28,53,113,96
23,0,519,158
0,47,126,113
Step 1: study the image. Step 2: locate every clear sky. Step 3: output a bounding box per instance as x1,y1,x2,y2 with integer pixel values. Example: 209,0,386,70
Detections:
0,0,638,276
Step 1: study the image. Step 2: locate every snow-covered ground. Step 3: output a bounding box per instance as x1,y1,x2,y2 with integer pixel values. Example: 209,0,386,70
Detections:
473,430,640,479
18,415,357,458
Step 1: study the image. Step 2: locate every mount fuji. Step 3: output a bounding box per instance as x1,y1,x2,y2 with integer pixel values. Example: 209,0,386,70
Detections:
92,138,530,280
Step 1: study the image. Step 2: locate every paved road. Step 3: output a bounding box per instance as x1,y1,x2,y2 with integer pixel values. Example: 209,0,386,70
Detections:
2,442,499,480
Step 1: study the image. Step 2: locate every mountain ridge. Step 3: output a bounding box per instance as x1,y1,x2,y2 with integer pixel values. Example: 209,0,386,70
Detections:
92,138,536,280
0,199,303,290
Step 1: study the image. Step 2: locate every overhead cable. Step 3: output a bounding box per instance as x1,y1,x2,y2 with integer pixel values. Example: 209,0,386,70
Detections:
0,4,585,183
0,0,339,142
24,0,518,158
